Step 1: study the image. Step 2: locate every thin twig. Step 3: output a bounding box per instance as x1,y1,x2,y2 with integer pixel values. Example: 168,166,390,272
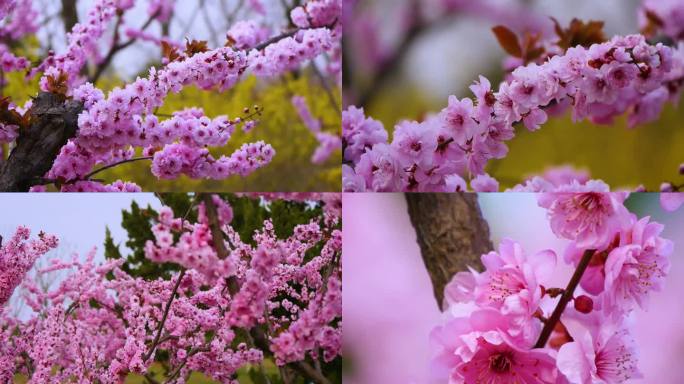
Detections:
90,10,160,83
310,62,341,114
534,249,596,348
83,156,154,180
142,269,187,362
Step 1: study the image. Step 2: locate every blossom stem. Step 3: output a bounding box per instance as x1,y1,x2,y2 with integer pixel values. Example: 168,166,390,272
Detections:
143,268,186,362
534,249,595,349
83,156,154,180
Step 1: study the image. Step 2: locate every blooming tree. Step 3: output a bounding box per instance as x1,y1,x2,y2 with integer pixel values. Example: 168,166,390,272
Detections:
0,0,341,192
0,193,342,383
342,0,684,193
427,192,675,383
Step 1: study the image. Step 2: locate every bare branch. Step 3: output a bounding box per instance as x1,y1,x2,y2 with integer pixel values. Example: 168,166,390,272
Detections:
405,193,492,309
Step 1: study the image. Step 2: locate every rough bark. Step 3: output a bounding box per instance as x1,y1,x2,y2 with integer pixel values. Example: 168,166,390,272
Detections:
405,193,493,310
60,0,79,33
0,93,83,192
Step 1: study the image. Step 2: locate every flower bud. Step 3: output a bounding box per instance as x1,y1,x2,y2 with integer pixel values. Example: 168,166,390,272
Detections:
574,295,594,314
660,182,674,192
679,163,684,175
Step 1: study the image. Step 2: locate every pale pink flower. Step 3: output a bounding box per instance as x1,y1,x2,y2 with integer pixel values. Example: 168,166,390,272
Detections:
557,325,641,384
473,239,556,317
602,216,673,312
538,182,630,249
470,173,499,192
660,192,684,212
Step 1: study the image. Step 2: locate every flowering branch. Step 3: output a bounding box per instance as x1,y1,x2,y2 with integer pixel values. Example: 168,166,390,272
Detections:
534,249,595,348
142,268,186,363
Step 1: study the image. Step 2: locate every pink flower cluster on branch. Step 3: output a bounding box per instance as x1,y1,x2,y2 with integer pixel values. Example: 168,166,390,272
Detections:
0,226,58,307
431,192,675,383
0,0,340,191
343,34,684,192
0,194,341,382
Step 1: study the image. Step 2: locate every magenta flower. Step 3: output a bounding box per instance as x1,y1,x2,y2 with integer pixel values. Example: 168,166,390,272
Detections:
473,239,556,318
557,326,641,384
430,307,546,382
538,182,630,249
456,337,557,384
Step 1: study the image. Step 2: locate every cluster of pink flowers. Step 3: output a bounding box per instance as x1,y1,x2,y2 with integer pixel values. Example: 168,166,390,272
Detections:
145,200,235,281
343,32,684,192
0,0,340,191
0,0,36,40
0,194,341,381
291,0,341,29
0,0,14,20
0,226,58,307
227,20,270,50
292,95,342,164
36,0,117,89
431,192,674,383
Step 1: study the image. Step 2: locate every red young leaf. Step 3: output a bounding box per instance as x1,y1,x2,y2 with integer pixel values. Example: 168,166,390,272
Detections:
492,25,522,58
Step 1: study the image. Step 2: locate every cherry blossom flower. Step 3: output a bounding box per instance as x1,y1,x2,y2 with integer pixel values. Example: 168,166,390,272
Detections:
538,184,630,249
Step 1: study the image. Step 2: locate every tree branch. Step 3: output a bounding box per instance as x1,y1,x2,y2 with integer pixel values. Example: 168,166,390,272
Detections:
60,0,79,34
405,193,492,309
534,249,595,348
0,92,83,192
142,268,186,362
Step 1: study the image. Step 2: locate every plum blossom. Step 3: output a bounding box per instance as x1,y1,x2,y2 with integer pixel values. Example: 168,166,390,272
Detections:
538,183,630,249
557,325,641,384
473,239,556,317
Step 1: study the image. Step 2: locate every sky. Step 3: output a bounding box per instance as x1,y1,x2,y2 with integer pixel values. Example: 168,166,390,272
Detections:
0,193,161,261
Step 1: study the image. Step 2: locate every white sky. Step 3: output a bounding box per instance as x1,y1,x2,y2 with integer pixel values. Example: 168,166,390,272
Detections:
0,193,161,261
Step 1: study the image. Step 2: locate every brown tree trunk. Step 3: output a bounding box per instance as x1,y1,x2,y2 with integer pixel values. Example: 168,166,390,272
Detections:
0,93,83,191
61,0,79,33
405,193,493,309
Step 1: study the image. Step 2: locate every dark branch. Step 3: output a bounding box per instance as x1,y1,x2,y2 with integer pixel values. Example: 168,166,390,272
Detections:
534,249,596,348
142,268,186,362
405,193,493,309
0,92,83,192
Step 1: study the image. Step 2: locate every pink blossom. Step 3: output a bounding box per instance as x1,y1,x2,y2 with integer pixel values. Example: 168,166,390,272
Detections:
602,216,673,312
473,239,556,319
457,336,557,384
557,325,641,383
538,183,631,249
470,173,499,192
660,192,684,212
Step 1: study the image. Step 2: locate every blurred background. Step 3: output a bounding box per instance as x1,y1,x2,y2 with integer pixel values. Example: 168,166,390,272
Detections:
343,0,684,190
2,0,341,191
343,193,684,383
